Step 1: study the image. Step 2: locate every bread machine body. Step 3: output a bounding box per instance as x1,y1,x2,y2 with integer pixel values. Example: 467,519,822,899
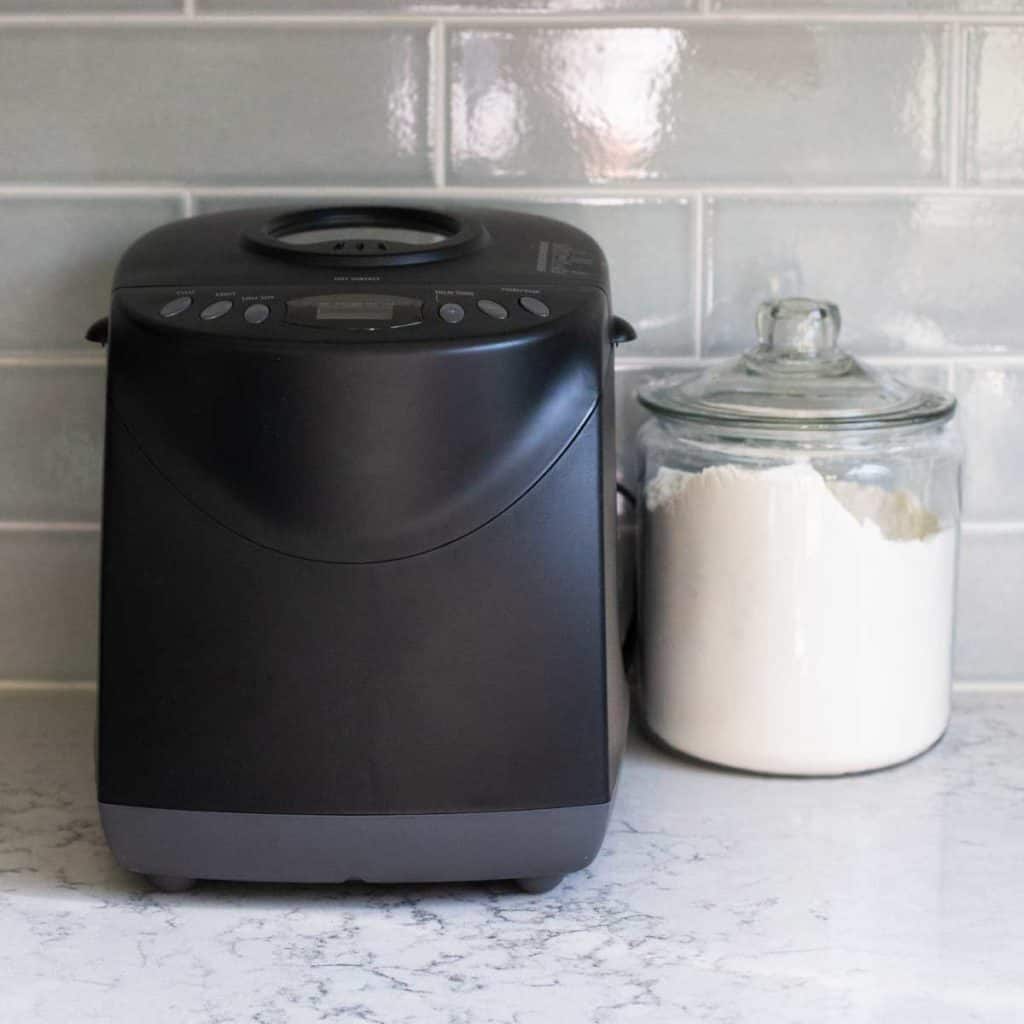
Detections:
95,205,629,892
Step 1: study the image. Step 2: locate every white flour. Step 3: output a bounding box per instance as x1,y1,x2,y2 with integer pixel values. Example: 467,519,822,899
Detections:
641,462,957,774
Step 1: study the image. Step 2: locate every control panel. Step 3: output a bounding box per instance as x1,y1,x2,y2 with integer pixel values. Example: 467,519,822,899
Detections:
133,284,573,343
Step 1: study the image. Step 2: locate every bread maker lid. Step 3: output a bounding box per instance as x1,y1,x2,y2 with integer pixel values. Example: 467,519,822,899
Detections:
242,206,487,268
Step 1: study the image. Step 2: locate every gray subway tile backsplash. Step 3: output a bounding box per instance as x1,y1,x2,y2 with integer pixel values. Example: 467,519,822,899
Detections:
954,365,1024,522
0,367,106,524
0,531,99,681
497,199,694,359
955,531,1024,681
0,0,179,7
965,28,1024,186
202,0,690,9
448,25,947,187
0,199,182,353
0,8,1021,680
704,196,1024,357
0,26,434,186
716,0,1024,9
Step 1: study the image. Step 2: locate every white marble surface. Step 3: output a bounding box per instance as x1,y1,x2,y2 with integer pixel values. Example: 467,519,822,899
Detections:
2,687,1023,1023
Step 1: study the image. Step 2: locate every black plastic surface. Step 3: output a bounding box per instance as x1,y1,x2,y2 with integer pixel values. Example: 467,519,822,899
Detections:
98,406,610,814
97,204,625,825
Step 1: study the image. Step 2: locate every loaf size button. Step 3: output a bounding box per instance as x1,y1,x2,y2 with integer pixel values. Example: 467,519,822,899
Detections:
244,303,270,325
159,296,192,318
200,299,233,321
477,299,508,320
519,296,550,318
439,302,465,324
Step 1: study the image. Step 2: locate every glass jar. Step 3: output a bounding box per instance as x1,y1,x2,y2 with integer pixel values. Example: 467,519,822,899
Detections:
635,298,961,775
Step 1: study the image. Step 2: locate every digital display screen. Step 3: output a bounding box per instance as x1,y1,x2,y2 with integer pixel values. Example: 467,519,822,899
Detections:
316,298,395,321
286,292,423,330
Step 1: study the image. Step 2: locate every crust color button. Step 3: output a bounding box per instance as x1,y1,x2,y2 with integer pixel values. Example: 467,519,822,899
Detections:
519,296,550,318
477,299,508,320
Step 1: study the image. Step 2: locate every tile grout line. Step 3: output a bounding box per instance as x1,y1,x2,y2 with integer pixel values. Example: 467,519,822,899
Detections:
2,679,1022,693
0,519,1022,535
432,20,447,190
0,522,101,533
616,354,1024,370
2,354,1023,372
947,22,964,189
3,11,1024,26
10,184,1024,200
691,194,704,359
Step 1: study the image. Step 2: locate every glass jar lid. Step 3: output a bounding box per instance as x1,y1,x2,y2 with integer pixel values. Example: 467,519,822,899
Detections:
637,298,956,431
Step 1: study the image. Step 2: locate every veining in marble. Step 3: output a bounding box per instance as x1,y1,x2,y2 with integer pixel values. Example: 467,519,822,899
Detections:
2,688,1023,1022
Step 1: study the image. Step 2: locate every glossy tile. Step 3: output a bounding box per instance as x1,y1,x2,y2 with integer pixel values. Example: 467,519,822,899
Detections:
497,199,693,358
717,0,1024,9
203,0,688,8
0,0,178,7
965,28,1024,186
615,365,671,486
448,25,947,186
0,368,106,524
0,531,99,681
705,196,1024,356
954,365,1024,521
0,26,433,185
0,199,181,352
956,531,1024,680
197,194,694,357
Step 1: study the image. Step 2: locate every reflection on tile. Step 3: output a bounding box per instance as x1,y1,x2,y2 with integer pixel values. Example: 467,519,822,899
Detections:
0,531,99,681
965,27,1024,185
449,25,946,185
882,363,950,392
203,0,688,8
0,0,176,7
614,365,672,487
495,199,693,357
0,368,106,523
197,195,694,357
717,0,1024,9
705,196,1024,356
0,26,433,185
956,531,1024,680
0,199,181,352
954,365,1024,521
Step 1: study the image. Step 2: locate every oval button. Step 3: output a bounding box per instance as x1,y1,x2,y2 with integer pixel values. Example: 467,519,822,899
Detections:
200,299,233,321
477,299,508,320
439,302,465,324
519,296,550,318
244,303,270,325
160,296,192,318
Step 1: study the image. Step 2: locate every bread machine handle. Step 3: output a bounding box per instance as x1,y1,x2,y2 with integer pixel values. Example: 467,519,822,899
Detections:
611,315,636,346
85,316,109,346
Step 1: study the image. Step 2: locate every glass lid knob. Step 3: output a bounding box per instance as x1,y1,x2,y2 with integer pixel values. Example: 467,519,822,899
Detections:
747,297,851,375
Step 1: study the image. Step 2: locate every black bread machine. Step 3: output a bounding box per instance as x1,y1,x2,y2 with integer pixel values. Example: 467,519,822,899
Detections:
91,206,633,893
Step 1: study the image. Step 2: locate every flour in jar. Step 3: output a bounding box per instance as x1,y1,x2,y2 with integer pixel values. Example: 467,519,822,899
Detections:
640,462,957,774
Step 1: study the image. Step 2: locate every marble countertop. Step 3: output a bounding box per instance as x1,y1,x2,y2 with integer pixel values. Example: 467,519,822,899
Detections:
2,686,1023,1023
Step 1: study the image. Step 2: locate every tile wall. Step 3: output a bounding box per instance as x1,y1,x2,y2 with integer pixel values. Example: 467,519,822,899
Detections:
2,2,1022,682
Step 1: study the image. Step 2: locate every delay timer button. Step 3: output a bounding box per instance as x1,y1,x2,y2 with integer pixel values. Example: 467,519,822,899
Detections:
159,295,192,318
244,303,271,325
439,302,465,324
519,295,550,318
200,299,233,321
477,299,508,320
